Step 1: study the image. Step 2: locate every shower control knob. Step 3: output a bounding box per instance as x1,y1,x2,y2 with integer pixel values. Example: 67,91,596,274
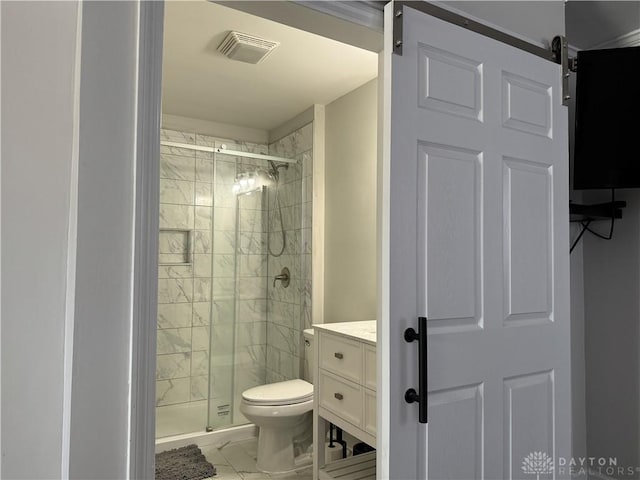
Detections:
273,267,290,288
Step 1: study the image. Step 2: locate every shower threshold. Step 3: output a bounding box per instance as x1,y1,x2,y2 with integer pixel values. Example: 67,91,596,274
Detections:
155,423,258,454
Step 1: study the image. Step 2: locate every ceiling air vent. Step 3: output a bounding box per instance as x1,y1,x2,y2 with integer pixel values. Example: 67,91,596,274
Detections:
217,31,279,64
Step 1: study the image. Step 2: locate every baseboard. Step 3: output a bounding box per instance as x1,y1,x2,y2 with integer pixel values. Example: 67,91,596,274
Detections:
155,423,258,453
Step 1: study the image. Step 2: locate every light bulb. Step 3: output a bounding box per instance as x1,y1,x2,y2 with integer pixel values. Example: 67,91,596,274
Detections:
232,184,240,193
239,178,248,188
248,176,256,186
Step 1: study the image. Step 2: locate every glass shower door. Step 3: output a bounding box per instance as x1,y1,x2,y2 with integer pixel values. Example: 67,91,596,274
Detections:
207,152,269,429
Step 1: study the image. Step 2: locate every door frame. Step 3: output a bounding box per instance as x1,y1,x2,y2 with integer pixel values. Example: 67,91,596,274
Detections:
129,1,565,478
130,3,164,479
129,2,385,478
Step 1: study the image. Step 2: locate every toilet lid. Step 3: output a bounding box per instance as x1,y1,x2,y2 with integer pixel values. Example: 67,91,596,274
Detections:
242,379,313,406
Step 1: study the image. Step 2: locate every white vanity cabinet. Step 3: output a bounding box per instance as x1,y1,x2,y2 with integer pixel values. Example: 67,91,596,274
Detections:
313,321,376,480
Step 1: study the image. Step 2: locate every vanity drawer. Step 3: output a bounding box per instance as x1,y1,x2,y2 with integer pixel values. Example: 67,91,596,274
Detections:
364,388,376,436
319,333,362,383
364,345,376,390
319,370,363,427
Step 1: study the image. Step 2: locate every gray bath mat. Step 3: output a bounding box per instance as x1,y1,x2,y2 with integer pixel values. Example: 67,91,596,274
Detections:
156,444,216,480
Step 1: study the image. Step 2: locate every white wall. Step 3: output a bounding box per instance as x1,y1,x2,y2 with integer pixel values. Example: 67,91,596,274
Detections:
68,2,140,478
324,79,378,322
582,190,640,476
1,2,80,477
570,222,588,466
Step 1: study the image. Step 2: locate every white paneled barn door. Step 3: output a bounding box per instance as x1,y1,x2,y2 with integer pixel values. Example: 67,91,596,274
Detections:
381,3,571,479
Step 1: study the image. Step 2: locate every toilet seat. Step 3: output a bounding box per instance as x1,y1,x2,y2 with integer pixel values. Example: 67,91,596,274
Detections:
242,379,313,406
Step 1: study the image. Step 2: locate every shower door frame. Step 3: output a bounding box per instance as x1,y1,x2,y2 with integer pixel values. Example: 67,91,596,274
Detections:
130,2,384,478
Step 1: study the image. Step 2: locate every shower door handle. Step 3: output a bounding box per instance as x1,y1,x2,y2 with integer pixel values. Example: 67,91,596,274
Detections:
404,316,428,423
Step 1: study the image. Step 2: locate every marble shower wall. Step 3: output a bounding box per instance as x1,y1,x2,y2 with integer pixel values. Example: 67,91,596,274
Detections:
266,122,313,384
156,128,270,436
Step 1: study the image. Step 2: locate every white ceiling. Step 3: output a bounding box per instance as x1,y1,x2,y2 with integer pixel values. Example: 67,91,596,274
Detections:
162,1,378,131
566,1,640,49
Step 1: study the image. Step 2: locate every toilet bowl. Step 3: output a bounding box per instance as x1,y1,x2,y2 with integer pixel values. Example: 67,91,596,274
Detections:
240,379,314,473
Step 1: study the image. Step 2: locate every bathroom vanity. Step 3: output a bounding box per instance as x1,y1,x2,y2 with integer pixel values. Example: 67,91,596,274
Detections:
312,321,376,480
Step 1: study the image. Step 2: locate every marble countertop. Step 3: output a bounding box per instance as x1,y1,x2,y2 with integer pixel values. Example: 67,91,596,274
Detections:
313,320,376,346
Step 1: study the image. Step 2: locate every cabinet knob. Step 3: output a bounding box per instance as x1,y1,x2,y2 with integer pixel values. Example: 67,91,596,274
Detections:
334,393,344,400
334,352,343,359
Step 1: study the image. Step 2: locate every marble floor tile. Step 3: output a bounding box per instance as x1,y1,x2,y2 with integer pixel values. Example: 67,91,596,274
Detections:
219,442,261,475
199,444,230,467
197,438,312,480
270,468,313,480
210,465,243,480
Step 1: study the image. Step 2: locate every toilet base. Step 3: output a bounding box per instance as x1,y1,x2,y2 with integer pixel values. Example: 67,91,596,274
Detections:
254,411,312,474
239,380,314,474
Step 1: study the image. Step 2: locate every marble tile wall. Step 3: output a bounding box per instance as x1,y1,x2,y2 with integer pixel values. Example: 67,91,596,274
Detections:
156,128,270,437
266,122,313,384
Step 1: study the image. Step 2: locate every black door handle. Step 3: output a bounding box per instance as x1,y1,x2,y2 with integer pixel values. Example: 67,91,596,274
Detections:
404,316,428,423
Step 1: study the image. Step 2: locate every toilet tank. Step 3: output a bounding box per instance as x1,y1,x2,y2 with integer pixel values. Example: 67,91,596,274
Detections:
302,328,314,383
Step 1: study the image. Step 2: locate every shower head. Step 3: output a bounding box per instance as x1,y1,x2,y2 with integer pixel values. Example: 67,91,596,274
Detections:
268,160,288,181
233,163,287,195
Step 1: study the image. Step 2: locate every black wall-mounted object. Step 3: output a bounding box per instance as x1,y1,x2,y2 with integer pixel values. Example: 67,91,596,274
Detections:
573,46,640,190
569,200,626,221
404,317,428,424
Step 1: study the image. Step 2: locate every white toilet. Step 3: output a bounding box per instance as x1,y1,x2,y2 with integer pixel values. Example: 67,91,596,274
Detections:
240,329,315,473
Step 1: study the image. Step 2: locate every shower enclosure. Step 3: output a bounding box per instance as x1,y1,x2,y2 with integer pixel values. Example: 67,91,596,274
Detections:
156,126,313,439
